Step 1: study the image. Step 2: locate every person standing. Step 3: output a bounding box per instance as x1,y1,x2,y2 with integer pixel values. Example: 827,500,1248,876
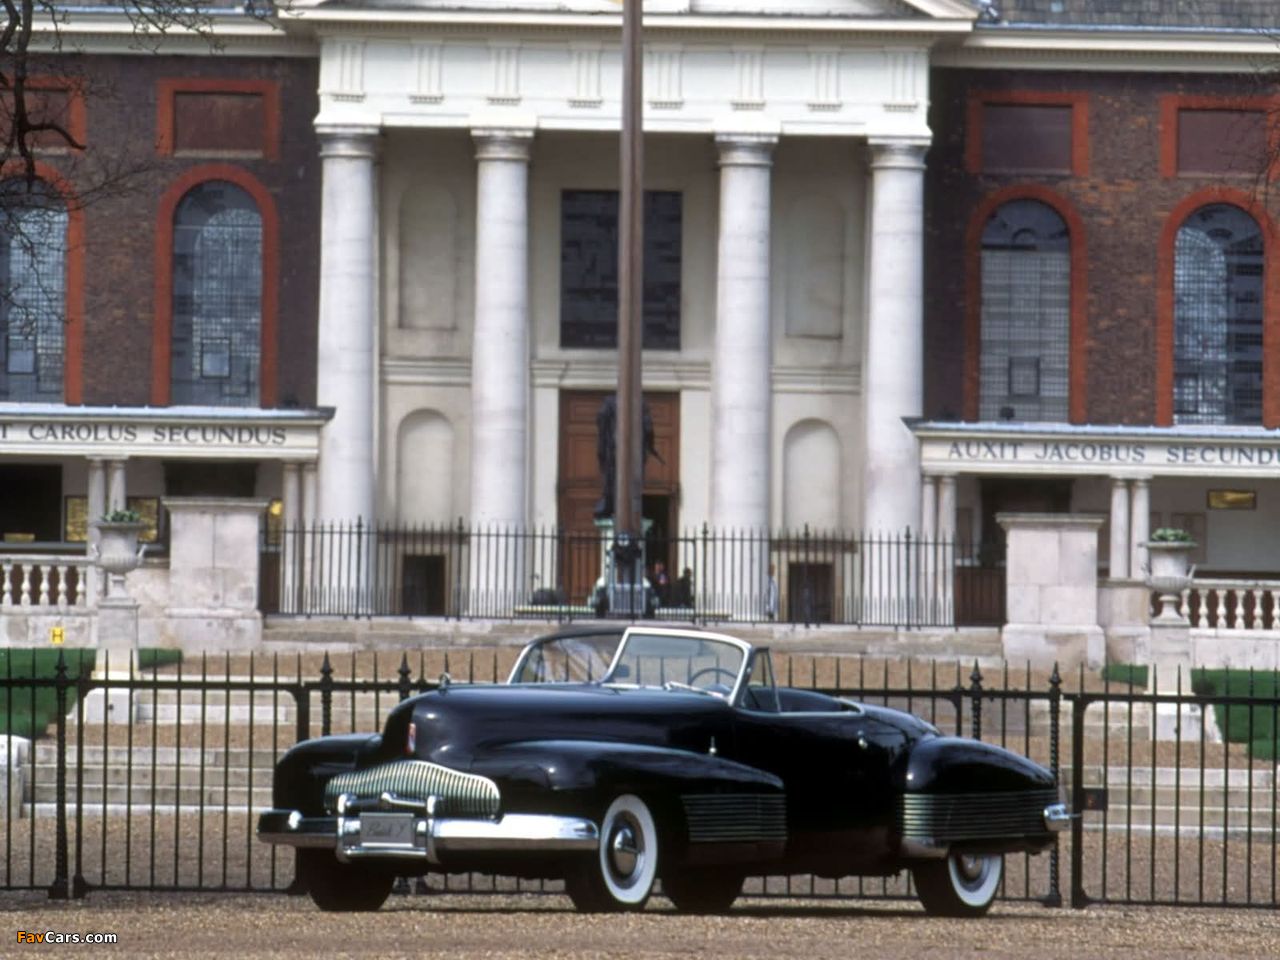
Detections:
765,563,779,620
652,560,670,606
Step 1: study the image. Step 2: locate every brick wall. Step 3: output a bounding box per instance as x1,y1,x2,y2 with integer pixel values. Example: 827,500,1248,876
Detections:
30,53,320,408
925,67,1280,426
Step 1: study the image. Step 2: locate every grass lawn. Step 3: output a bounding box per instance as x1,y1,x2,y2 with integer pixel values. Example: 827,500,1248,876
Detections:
0,648,97,739
1102,662,1280,761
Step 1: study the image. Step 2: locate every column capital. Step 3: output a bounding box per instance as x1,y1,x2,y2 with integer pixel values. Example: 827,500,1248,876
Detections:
1130,475,1153,486
316,124,381,160
715,133,778,168
473,128,534,162
868,138,929,172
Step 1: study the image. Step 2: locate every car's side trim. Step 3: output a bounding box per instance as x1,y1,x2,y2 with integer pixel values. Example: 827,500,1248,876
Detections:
257,809,599,864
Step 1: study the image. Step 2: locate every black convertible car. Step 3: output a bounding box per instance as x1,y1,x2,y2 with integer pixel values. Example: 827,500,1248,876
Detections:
259,627,1067,916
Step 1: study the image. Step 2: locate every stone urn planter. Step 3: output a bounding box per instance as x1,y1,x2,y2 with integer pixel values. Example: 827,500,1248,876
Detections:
1143,538,1197,624
90,517,148,602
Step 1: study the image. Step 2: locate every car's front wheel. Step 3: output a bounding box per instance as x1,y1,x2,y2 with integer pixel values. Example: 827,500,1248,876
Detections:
566,794,659,912
912,852,1003,917
298,849,395,912
662,868,743,914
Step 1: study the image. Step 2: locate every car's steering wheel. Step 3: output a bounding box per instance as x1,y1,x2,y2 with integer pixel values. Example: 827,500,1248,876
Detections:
688,665,737,689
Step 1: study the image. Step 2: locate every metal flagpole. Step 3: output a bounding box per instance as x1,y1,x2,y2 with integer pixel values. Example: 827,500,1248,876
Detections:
613,0,645,606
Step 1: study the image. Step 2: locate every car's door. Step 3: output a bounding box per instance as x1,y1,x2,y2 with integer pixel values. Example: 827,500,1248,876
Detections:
725,651,899,871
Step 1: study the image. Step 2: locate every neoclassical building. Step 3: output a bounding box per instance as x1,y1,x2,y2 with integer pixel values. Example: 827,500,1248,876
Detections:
294,0,979,549
8,0,1280,636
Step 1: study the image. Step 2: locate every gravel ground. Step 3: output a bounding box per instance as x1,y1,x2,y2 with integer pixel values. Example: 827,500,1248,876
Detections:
3,890,1280,959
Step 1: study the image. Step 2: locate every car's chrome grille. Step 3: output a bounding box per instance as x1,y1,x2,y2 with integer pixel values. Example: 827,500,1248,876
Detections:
683,793,787,844
324,760,500,818
899,789,1059,842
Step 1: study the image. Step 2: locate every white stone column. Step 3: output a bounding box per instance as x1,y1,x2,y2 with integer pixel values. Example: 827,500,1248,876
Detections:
469,129,533,614
937,474,957,541
301,462,318,611
862,139,928,535
1130,477,1151,579
470,129,532,530
301,463,318,525
920,474,938,621
281,463,301,613
106,460,127,513
86,458,106,603
1109,477,1131,579
711,134,776,618
316,124,380,525
936,473,957,623
711,134,776,535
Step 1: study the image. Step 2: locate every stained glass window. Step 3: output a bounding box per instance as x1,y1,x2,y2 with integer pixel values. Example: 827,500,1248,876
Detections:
172,181,262,406
0,179,66,402
979,199,1070,422
1173,203,1262,425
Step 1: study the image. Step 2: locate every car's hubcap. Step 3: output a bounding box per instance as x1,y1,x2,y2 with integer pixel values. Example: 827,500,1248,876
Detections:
608,817,643,884
956,855,987,887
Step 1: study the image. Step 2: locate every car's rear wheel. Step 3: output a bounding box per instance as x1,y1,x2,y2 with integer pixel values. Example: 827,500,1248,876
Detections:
299,849,395,912
912,852,1003,917
566,794,659,912
662,868,743,914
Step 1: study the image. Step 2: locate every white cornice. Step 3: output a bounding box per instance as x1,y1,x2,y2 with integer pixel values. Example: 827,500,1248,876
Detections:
935,27,1280,73
286,9,974,40
29,12,316,57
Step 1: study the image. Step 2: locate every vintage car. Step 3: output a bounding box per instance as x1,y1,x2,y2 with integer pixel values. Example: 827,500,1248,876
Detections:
258,626,1068,916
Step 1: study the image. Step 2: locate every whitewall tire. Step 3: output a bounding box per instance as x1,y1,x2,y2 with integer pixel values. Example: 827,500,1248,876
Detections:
912,852,1003,917
566,794,659,912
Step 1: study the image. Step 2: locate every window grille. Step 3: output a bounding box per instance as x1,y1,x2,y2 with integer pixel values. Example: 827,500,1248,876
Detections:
171,181,262,406
979,200,1070,422
0,180,66,402
559,190,682,350
1174,203,1262,425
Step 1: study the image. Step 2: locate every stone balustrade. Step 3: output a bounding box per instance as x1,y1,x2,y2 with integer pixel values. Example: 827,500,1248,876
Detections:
0,554,94,610
1173,579,1280,632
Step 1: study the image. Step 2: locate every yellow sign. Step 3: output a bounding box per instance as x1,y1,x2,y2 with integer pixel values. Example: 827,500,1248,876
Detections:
50,626,65,645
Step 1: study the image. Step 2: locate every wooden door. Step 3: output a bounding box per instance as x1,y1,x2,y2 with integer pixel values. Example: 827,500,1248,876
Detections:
558,390,680,605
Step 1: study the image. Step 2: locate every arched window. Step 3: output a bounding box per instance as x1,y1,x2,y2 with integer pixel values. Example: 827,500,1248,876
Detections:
979,199,1070,422
0,179,67,401
1173,203,1262,425
171,181,262,406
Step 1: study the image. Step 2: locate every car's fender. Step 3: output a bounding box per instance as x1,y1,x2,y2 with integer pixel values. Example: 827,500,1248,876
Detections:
902,736,1055,794
272,733,385,813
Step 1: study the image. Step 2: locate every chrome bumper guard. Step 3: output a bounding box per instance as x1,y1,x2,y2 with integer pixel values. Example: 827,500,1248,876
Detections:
257,808,600,864
1043,802,1072,832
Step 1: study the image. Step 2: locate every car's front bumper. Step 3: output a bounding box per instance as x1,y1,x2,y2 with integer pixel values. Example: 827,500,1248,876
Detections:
257,808,600,864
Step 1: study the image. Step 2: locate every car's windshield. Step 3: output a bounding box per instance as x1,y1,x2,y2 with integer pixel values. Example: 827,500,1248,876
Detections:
508,633,620,683
604,631,746,695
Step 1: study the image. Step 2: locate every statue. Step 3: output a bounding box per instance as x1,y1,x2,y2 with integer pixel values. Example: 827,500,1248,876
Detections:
595,394,662,520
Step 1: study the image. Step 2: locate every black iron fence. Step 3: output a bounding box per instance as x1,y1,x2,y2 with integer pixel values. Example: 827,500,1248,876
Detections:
260,522,1005,629
5,649,1280,909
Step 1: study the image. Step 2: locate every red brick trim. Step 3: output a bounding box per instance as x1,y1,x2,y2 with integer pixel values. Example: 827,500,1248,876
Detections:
151,165,279,407
2,75,88,150
155,78,281,161
0,161,85,404
965,90,1090,177
1155,187,1280,427
963,185,1089,424
1158,94,1280,181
